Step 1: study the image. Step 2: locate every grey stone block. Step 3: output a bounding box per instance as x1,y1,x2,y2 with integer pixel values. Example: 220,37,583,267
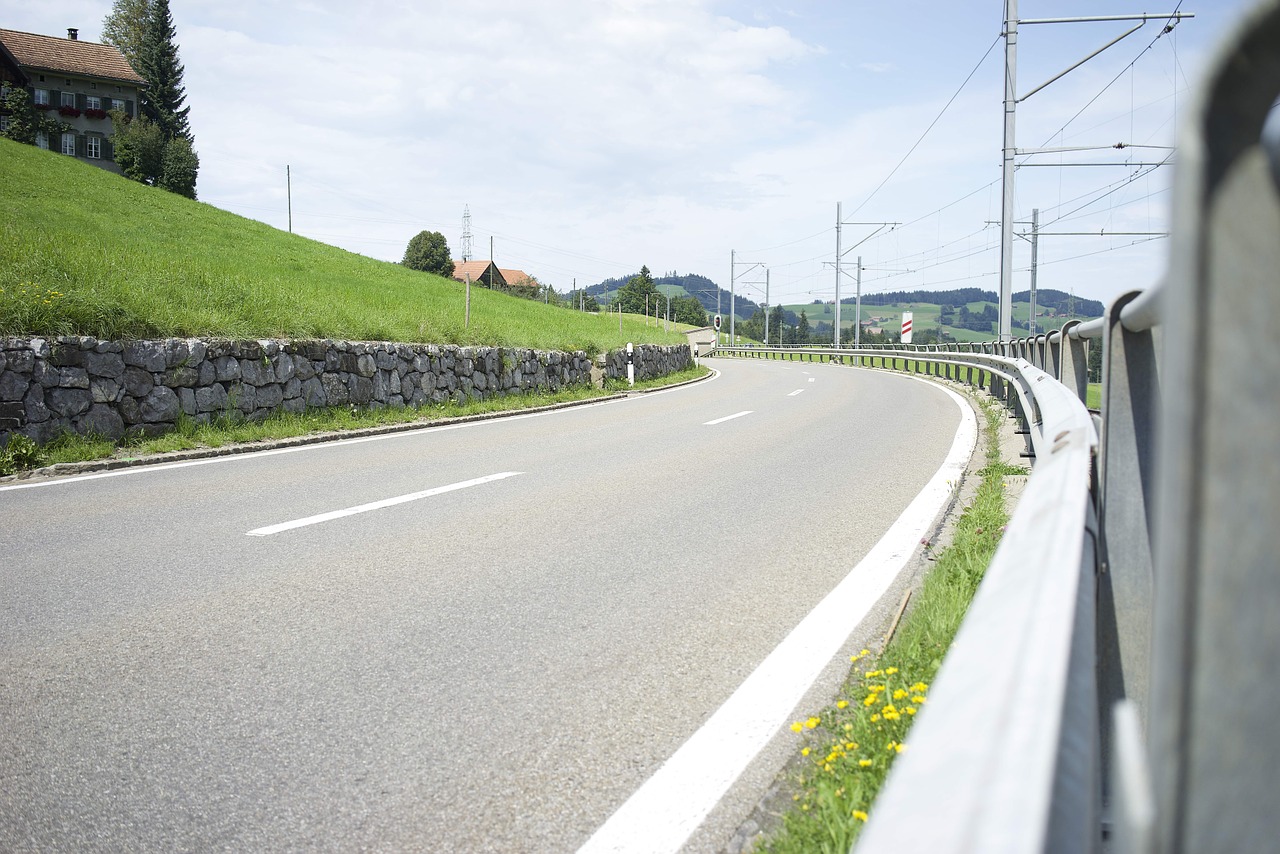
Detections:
47,387,91,418
140,387,180,422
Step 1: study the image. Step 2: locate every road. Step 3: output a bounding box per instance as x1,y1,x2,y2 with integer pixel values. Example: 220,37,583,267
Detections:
0,356,970,852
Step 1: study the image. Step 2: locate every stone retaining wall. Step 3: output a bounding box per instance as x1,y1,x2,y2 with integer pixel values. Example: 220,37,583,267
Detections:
0,336,691,445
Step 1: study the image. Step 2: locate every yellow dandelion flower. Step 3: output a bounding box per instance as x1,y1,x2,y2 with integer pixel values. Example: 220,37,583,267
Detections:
853,810,869,821
912,695,926,704
910,682,928,693
864,670,882,678
883,711,900,721
870,685,885,693
805,716,820,729
895,743,907,753
885,667,898,675
882,705,898,715
893,689,908,700
836,700,849,709
906,707,917,716
801,747,810,756
870,714,880,722
790,721,803,733
859,759,873,767
802,804,809,811
824,763,833,772
860,649,870,657
863,695,877,707
845,742,858,750
843,723,853,732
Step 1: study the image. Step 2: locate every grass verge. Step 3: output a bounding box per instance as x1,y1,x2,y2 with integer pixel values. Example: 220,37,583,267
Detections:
2,365,712,475
754,393,1023,854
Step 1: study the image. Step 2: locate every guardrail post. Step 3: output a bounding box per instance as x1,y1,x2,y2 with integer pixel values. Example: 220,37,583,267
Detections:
1142,6,1280,850
1094,289,1160,808
1060,320,1090,406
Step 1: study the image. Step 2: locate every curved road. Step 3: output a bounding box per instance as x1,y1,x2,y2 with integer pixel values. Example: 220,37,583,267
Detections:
0,357,968,852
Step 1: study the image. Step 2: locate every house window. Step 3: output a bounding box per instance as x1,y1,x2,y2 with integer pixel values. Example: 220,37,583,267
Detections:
110,98,124,111
62,133,76,155
0,115,8,134
86,136,101,159
34,89,49,105
36,132,48,150
61,91,75,107
86,96,101,110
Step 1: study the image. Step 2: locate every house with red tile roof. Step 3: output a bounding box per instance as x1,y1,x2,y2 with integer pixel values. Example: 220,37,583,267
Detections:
0,27,146,174
498,268,539,292
449,261,541,294
451,260,506,288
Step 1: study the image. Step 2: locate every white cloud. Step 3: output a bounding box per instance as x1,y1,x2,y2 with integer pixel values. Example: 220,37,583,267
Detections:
1,0,1260,306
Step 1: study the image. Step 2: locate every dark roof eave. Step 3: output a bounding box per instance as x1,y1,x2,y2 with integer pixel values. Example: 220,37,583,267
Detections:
19,62,146,87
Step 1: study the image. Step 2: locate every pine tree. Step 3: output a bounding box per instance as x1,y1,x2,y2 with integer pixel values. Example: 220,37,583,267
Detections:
137,0,191,142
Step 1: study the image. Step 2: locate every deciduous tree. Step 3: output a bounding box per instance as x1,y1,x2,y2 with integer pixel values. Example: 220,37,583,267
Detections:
101,0,151,73
402,231,455,277
158,134,198,198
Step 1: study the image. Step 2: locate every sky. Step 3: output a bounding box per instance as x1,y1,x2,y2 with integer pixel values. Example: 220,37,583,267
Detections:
2,0,1263,310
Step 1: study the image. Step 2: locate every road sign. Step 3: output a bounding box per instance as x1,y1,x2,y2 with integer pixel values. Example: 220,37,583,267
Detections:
713,314,722,331
901,311,914,344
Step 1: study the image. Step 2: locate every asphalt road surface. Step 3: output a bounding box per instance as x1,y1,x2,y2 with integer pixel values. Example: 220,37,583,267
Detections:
0,357,967,852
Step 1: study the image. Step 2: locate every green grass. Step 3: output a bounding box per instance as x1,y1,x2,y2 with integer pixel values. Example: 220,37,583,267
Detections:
1086,382,1101,410
0,139,684,353
756,395,1014,854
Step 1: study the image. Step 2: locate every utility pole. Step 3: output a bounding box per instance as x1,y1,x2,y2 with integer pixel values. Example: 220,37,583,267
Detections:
730,251,765,346
1029,208,1039,336
855,256,863,346
286,165,292,233
998,3,1194,342
835,203,843,347
999,0,1018,344
829,208,898,346
764,269,770,345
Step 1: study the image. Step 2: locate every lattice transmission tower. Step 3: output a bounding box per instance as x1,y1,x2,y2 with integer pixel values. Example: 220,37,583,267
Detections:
460,205,473,262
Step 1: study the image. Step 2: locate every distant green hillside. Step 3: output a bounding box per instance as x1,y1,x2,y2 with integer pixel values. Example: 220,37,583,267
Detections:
783,294,1099,343
0,139,682,353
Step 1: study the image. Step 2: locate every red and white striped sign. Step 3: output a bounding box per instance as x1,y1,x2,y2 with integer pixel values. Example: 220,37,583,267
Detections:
901,311,914,344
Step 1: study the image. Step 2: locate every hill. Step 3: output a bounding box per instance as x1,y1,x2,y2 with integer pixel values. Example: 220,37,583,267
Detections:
0,139,682,353
588,271,1101,341
587,272,764,322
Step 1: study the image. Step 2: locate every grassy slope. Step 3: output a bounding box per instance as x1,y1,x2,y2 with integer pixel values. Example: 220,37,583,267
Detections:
0,139,683,353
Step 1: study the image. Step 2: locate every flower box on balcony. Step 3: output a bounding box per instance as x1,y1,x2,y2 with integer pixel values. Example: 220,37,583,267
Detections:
57,105,81,118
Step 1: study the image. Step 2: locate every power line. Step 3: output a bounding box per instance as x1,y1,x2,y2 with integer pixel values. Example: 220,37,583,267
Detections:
846,34,1003,219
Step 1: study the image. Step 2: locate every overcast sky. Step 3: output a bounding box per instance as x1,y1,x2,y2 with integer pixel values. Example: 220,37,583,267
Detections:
3,0,1261,308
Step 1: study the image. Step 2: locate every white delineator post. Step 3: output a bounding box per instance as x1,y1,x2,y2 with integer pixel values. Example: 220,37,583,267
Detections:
626,342,635,387
901,311,913,345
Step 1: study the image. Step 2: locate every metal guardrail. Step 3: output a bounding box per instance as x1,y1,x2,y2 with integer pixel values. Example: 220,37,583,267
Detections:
713,2,1280,849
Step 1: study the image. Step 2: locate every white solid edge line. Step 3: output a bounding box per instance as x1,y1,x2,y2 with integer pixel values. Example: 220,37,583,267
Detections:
787,389,805,397
577,376,976,854
808,377,816,382
703,410,753,426
0,371,723,494
247,471,522,536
